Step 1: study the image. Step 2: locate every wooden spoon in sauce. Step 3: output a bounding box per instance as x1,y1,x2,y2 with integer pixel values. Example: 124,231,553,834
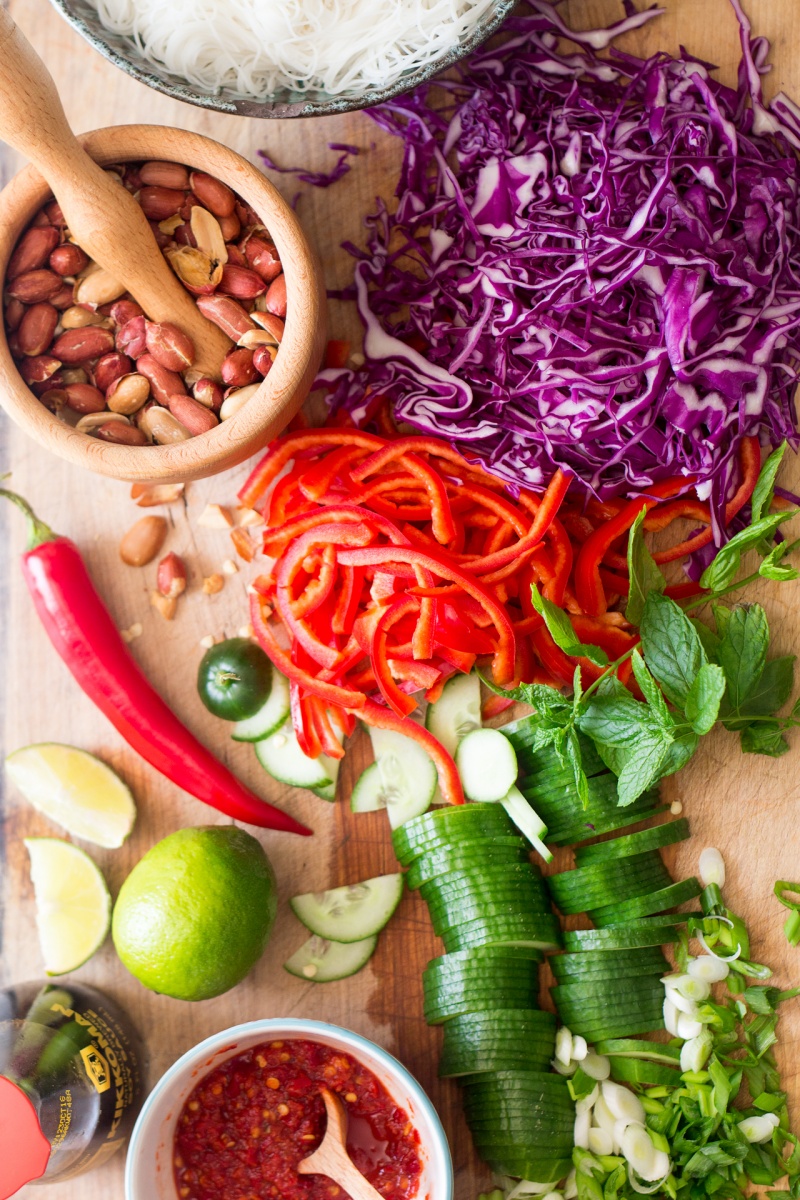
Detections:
298,1087,384,1200
0,9,232,379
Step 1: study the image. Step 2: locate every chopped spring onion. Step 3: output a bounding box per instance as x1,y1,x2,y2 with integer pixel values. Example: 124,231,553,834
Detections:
662,976,700,1016
774,880,800,946
601,1080,645,1126
555,1025,573,1067
663,996,680,1037
676,1012,704,1040
588,1128,614,1157
574,1108,591,1151
738,1113,781,1143
593,1095,617,1136
698,848,726,888
687,955,730,983
679,1030,714,1073
582,1053,611,1081
620,1124,659,1181
571,1036,588,1062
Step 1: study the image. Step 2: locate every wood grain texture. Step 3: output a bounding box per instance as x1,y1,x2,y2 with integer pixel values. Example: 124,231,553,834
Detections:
1,2,800,1199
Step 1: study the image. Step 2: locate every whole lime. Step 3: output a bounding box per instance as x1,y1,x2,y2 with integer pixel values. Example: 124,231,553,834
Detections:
112,826,277,1001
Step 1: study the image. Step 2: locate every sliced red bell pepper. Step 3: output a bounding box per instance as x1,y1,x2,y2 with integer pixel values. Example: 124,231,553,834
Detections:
291,680,321,760
353,449,456,546
263,503,407,557
355,698,465,806
372,595,421,717
324,339,351,369
308,696,346,760
292,544,337,618
389,659,441,691
299,444,371,503
331,565,364,636
240,429,385,509
482,693,515,720
465,469,571,575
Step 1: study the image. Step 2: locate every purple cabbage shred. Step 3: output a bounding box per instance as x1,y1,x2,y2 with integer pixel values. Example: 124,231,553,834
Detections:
259,142,360,189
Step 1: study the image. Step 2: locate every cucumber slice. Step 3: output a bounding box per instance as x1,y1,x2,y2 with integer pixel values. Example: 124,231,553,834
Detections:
563,915,689,952
232,670,290,742
500,785,552,863
609,1057,681,1087
350,762,385,813
367,725,437,829
595,1038,682,1064
425,672,481,756
456,728,518,802
590,877,702,926
284,934,377,982
255,718,341,791
575,817,691,866
311,782,336,802
290,873,404,943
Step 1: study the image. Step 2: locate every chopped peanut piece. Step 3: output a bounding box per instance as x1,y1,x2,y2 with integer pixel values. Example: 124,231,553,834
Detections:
221,557,239,575
130,482,185,507
230,527,255,562
199,634,219,649
237,624,254,639
198,503,233,529
151,590,177,621
202,573,225,595
120,622,143,644
237,506,264,527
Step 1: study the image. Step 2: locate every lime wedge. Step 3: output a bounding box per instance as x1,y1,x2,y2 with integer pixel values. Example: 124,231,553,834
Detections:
7,743,136,848
25,838,111,975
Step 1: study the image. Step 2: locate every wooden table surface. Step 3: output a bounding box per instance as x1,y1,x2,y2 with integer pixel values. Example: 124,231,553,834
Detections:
2,1,800,1198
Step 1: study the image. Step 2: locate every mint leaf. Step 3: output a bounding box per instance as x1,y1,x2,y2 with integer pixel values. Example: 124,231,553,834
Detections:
717,604,770,714
530,586,608,666
685,663,727,734
693,618,721,662
740,720,790,757
759,541,800,583
578,673,676,805
630,649,672,724
640,591,706,709
564,727,589,808
700,510,798,592
752,441,788,524
616,732,673,805
738,656,796,718
626,509,666,625
660,730,700,776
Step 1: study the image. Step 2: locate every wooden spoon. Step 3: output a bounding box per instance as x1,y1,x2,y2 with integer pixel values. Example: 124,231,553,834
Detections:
298,1088,384,1200
0,9,231,379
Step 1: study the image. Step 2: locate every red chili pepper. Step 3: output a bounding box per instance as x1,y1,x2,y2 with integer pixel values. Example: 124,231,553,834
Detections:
355,698,465,806
3,490,310,837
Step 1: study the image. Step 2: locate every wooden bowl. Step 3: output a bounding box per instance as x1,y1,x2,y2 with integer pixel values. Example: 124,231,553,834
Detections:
0,125,327,483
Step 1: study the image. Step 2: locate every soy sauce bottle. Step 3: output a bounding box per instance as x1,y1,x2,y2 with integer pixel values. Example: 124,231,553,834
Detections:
0,981,144,1197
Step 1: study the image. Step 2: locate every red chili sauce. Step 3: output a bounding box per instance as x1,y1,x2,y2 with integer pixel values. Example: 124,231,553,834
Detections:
173,1038,423,1200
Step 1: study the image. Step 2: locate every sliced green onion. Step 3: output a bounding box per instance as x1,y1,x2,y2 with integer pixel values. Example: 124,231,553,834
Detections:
699,848,726,888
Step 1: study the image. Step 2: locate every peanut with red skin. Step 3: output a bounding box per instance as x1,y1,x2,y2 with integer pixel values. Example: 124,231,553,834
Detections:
96,421,148,446
140,161,190,190
219,213,241,242
51,286,77,311
4,299,26,332
116,315,148,359
119,516,168,566
17,303,58,357
219,264,266,301
195,294,255,341
94,351,133,393
245,237,282,283
39,387,70,412
145,321,195,372
251,311,285,342
49,244,89,277
19,355,61,385
265,274,287,318
225,244,246,267
157,551,188,599
221,347,258,387
193,378,224,411
253,345,275,377
51,326,115,365
174,222,197,248
7,226,59,280
136,354,187,405
167,393,219,436
44,200,67,227
138,186,186,221
109,299,144,327
189,172,235,218
7,269,63,304
64,382,106,414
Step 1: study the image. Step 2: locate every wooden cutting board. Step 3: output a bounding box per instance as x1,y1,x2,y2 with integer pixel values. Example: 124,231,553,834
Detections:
2,1,800,1198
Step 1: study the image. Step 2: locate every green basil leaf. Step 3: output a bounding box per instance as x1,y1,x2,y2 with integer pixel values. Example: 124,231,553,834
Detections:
685,663,727,735
626,508,666,625
530,585,609,666
740,720,790,757
700,510,799,592
640,591,707,709
616,731,674,806
759,541,800,583
752,441,789,525
717,604,770,713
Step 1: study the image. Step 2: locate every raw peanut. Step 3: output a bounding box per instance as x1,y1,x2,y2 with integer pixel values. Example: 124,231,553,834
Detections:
149,220,172,249
251,311,285,342
202,573,225,595
138,405,192,445
51,326,115,365
180,194,202,221
230,527,256,562
7,331,23,357
49,243,89,277
219,213,241,242
139,161,190,190
119,515,168,566
17,303,59,356
31,209,52,228
8,226,60,280
151,590,177,621
236,201,259,227
7,269,63,303
157,551,188,598
265,273,287,318
76,412,125,435
189,172,235,218
94,351,133,393
96,421,148,446
138,186,186,221
52,286,77,311
109,299,144,327
238,506,264,527
145,321,195,371
238,328,279,351
219,383,259,420
221,347,258,387
61,305,106,330
219,264,266,300
253,344,276,376
40,387,70,412
107,373,150,414
190,207,227,266
74,266,126,308
193,378,224,411
137,354,187,405
19,355,62,385
60,368,89,385
174,221,197,248
116,315,148,358
44,200,67,227
195,294,255,341
245,237,282,283
164,245,221,294
130,482,185,506
64,382,106,414
4,298,26,331
159,214,184,236
31,373,65,397
167,393,219,435
225,244,246,267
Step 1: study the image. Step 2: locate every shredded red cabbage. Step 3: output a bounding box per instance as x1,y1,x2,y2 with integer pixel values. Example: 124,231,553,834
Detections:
323,0,800,527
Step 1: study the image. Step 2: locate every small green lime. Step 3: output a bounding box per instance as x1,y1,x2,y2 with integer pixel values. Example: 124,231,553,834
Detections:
112,826,277,1001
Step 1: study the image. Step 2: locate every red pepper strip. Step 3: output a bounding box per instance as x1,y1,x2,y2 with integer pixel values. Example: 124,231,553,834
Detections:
543,518,573,606
264,504,408,557
532,625,607,688
652,436,761,565
559,510,597,544
251,594,366,710
464,470,570,575
267,463,314,526
575,477,696,616
331,565,364,636
291,681,321,759
464,510,504,530
482,522,516,555
388,452,457,545
370,571,399,604
513,614,545,635
376,397,400,439
389,659,441,691
413,594,436,661
0,488,311,837
643,499,711,533
329,705,356,739
372,595,421,717
571,616,639,661
338,545,517,684
599,568,632,596
325,338,351,369
347,663,378,689
308,697,346,760
356,698,465,806
318,636,366,682
425,667,456,705
292,544,337,619
299,445,372,503
482,694,515,720
240,429,386,509
448,483,530,537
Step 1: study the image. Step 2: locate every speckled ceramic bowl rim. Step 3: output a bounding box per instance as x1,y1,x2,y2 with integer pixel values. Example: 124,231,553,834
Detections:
48,0,516,118
124,1018,454,1200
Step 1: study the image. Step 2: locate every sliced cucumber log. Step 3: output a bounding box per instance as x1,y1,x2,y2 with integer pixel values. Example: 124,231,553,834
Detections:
456,728,518,802
290,873,404,943
366,725,437,828
425,672,481,756
284,934,377,982
255,718,341,791
232,670,291,742
500,786,552,863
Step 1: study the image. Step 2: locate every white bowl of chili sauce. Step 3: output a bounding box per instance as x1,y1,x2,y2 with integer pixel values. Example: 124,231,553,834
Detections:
125,1018,453,1200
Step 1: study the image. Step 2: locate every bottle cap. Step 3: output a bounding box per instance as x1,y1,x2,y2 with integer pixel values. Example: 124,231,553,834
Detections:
0,1076,51,1198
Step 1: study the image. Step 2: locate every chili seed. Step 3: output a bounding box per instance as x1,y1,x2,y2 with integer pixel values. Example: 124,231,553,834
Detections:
266,1076,280,1090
